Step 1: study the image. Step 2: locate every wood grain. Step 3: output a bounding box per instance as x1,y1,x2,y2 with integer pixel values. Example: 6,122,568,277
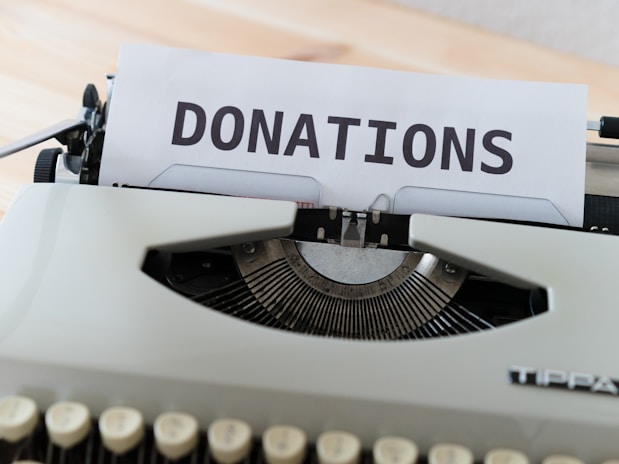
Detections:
1,0,617,218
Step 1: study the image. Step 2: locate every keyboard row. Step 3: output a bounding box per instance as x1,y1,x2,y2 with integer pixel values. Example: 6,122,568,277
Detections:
0,395,604,464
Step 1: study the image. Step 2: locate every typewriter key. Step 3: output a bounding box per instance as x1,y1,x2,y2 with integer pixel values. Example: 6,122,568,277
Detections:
373,436,419,464
45,401,91,448
428,444,473,464
316,430,361,464
99,406,145,455
484,449,529,464
208,418,252,464
0,396,38,443
262,425,307,464
154,411,199,460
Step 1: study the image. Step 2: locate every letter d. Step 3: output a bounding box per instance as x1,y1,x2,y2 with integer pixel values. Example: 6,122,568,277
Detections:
172,102,206,146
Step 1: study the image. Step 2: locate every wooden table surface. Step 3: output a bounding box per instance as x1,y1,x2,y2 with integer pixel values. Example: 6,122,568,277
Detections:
1,0,618,218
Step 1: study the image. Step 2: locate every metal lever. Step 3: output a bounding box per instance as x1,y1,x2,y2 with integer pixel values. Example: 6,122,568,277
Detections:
0,119,86,160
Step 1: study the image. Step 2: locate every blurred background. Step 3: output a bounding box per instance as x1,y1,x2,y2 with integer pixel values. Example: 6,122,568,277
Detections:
399,0,619,67
1,0,618,217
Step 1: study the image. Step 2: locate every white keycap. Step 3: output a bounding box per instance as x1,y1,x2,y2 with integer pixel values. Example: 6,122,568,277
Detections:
208,418,253,464
316,430,361,464
373,436,419,464
45,401,91,449
485,449,529,464
428,443,474,464
0,396,38,443
98,406,145,455
262,425,307,464
542,456,584,464
154,411,199,460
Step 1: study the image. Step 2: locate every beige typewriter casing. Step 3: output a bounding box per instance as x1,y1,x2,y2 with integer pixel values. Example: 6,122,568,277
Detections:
0,182,618,463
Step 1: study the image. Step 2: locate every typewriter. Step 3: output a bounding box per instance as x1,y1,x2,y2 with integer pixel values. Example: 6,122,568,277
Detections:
1,78,619,464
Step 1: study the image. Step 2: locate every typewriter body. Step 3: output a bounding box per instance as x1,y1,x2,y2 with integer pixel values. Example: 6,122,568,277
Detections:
1,79,619,464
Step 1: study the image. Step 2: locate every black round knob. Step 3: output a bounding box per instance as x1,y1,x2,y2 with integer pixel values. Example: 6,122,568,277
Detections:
82,83,100,109
34,148,62,183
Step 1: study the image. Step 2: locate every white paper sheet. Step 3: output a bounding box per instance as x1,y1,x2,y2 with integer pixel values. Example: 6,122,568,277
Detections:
101,43,588,226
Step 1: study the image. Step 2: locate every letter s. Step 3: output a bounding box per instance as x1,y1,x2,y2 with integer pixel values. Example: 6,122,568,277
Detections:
171,102,206,146
481,130,513,174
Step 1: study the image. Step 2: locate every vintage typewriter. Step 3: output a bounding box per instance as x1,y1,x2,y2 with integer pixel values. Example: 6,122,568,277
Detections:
1,79,619,464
